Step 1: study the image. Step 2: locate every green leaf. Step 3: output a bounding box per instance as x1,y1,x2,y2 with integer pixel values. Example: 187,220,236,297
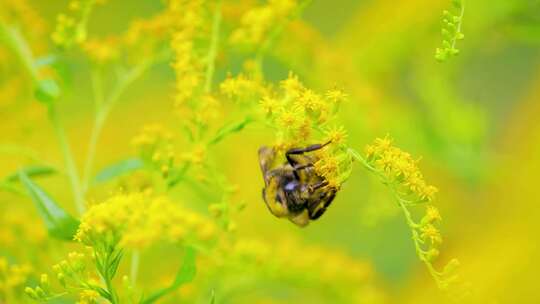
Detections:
18,171,80,241
108,250,124,279
141,246,197,304
93,158,144,184
210,289,216,304
208,116,253,145
4,165,56,183
35,79,60,104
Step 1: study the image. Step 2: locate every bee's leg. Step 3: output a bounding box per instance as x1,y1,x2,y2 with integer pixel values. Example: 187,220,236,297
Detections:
285,140,331,167
286,141,332,179
308,180,328,192
308,190,336,220
291,163,313,180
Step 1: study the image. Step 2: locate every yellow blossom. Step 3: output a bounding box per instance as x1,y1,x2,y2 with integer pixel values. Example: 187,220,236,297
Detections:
259,95,282,114
325,126,348,145
421,224,442,245
296,89,323,112
77,289,100,304
82,37,120,64
425,205,442,223
168,0,206,106
51,0,108,48
230,0,298,46
220,74,264,101
326,88,348,104
365,136,437,202
280,72,304,96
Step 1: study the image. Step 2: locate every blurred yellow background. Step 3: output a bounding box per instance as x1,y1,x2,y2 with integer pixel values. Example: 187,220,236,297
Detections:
1,0,540,303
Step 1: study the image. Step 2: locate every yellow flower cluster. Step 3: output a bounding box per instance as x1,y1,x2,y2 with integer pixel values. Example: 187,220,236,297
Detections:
132,123,175,177
26,252,104,303
168,0,206,107
220,73,267,103
251,72,352,189
230,0,299,47
75,192,217,249
52,0,108,48
82,37,120,64
363,137,461,290
52,252,88,288
218,237,385,302
82,11,173,65
365,136,438,202
77,289,100,304
260,72,347,148
0,258,31,302
313,134,353,190
25,275,49,302
0,0,47,47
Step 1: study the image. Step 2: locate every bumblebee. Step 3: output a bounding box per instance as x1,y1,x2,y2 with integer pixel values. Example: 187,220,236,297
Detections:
258,141,337,227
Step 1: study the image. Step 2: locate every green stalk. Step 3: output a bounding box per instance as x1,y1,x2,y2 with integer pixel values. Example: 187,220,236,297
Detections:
130,250,140,286
451,1,465,51
204,0,222,93
0,23,39,82
48,104,85,215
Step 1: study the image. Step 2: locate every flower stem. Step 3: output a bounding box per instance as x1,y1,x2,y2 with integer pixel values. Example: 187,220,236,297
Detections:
48,104,85,215
204,0,222,93
451,1,465,50
348,147,443,286
130,250,140,286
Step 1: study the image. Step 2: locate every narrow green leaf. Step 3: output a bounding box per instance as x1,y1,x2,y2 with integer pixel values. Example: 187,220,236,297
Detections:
141,247,197,304
18,171,80,241
35,79,60,104
208,116,253,145
210,289,216,304
93,158,144,184
4,165,56,183
88,284,112,301
108,250,124,279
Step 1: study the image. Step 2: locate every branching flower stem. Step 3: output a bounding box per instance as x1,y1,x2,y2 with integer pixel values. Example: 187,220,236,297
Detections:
82,63,148,195
347,148,444,287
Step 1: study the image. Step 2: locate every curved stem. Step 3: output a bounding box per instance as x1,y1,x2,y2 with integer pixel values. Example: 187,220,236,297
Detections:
349,147,444,286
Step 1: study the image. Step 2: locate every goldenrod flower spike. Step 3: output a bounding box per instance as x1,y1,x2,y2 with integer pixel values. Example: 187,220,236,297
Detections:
349,137,462,294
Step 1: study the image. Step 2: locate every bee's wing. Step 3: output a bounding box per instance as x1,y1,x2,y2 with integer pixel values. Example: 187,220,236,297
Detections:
258,146,276,177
